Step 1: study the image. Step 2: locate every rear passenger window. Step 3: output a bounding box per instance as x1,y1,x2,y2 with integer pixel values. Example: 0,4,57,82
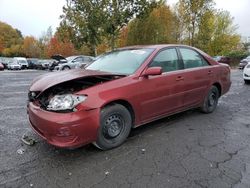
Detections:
149,48,179,72
179,48,209,69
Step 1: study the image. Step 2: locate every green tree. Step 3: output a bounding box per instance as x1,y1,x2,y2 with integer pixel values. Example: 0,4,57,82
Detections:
126,4,177,45
208,10,240,55
59,0,160,55
176,0,214,46
196,10,215,52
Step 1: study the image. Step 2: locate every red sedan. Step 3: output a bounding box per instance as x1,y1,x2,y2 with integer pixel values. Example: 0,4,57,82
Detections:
27,45,231,150
0,63,4,71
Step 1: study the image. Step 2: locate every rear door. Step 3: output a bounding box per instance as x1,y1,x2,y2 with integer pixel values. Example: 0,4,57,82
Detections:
177,47,212,107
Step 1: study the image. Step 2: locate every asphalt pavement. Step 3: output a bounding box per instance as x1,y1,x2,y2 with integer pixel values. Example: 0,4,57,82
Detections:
0,69,250,188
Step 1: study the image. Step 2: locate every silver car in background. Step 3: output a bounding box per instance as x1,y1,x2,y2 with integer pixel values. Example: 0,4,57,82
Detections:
7,61,21,70
54,55,94,71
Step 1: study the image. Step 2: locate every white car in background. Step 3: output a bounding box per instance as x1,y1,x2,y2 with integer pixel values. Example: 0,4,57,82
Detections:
243,62,250,84
7,62,21,70
13,57,28,69
52,55,94,71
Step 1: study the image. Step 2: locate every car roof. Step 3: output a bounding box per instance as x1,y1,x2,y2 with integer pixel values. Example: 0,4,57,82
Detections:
118,44,196,50
117,44,212,59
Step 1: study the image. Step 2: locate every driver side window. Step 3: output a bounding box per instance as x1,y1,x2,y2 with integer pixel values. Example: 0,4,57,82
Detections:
149,48,179,72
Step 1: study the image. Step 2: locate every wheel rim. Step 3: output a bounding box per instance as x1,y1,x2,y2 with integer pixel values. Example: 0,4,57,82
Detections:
64,67,69,70
208,92,216,107
103,114,124,138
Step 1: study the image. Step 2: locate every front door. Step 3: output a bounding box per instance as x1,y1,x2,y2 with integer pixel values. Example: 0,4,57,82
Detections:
138,48,186,122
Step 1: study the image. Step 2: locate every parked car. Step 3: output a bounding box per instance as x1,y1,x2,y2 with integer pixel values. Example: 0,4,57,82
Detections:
2,59,12,69
213,56,232,65
2,62,8,69
0,63,4,71
54,55,94,71
27,45,231,150
239,56,250,69
49,55,67,71
13,57,28,69
35,59,52,70
27,58,39,69
243,62,250,84
7,62,21,70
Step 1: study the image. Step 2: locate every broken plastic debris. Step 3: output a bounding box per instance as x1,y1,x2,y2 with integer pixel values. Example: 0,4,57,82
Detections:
17,148,25,155
105,171,110,175
21,134,37,146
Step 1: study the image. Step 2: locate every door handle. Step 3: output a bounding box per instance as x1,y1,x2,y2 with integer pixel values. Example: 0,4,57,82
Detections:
176,76,184,81
208,70,213,75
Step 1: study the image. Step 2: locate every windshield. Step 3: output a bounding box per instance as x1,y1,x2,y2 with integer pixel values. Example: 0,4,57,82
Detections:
19,60,27,64
86,48,154,74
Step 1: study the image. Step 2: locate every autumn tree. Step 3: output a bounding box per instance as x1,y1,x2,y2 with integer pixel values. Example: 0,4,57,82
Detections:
0,38,4,54
22,36,42,58
0,21,23,56
46,36,76,57
117,26,128,47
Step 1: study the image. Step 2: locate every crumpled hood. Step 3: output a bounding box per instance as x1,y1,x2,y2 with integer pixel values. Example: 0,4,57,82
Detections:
30,69,117,92
51,54,66,61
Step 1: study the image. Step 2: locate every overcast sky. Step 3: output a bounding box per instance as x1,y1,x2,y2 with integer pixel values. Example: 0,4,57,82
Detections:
0,0,249,38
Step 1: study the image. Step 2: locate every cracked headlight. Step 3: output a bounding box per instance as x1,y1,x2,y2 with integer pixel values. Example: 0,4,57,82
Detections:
47,94,87,111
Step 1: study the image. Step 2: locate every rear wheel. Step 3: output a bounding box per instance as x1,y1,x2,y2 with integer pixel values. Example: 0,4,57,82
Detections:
94,104,132,150
201,86,219,113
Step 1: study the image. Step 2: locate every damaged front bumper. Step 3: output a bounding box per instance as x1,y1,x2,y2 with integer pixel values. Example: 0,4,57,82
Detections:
27,102,100,148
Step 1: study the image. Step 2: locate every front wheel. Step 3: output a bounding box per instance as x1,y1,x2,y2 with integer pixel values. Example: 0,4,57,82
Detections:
94,104,132,150
62,66,70,70
200,86,219,113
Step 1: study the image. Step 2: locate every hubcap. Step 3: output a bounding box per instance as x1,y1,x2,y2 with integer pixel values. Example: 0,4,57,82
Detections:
208,92,216,107
104,115,124,138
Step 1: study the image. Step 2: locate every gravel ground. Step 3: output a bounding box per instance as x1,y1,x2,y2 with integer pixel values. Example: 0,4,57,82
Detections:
0,69,250,188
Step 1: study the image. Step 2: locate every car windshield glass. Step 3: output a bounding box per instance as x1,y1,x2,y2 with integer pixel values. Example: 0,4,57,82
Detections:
19,60,26,64
86,49,154,74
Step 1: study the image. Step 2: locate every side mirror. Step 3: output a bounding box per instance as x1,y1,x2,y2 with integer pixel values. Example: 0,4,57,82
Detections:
141,67,162,77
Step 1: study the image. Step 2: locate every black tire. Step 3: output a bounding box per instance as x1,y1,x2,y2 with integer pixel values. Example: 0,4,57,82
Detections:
244,80,250,84
62,66,70,70
200,86,219,113
94,104,132,150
